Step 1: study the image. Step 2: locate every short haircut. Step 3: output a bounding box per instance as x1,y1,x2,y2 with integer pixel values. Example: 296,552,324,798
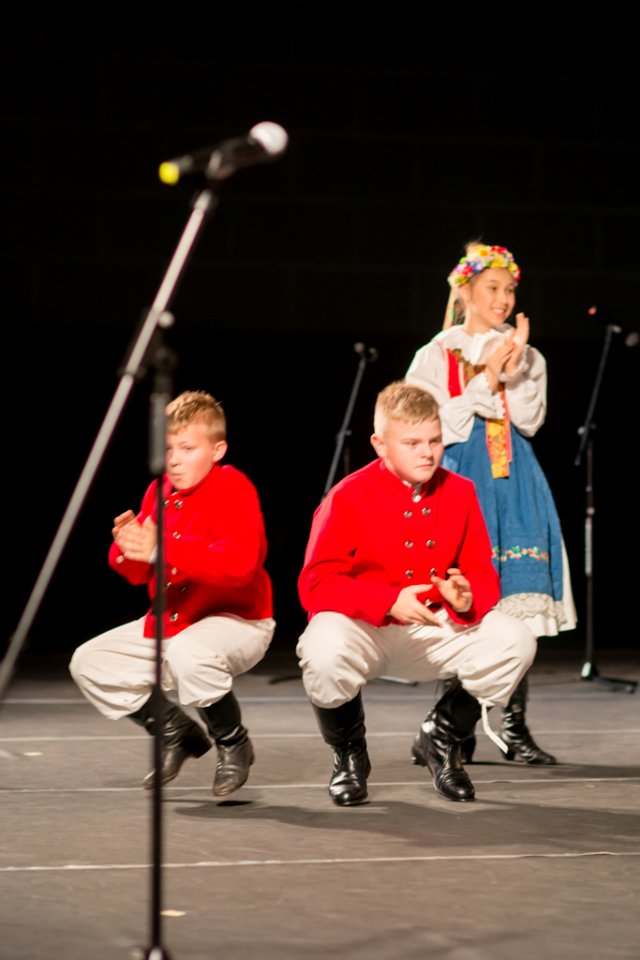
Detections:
165,390,227,442
374,381,440,436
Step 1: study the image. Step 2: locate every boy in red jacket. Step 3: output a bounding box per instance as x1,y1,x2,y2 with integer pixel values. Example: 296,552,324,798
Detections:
70,390,275,796
297,381,535,806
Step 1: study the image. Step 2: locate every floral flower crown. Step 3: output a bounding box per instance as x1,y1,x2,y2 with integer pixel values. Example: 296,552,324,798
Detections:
447,244,521,288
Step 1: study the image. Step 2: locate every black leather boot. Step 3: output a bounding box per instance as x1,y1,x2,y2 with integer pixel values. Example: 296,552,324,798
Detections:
442,678,477,763
129,691,212,790
501,674,557,764
198,691,255,796
312,692,371,806
412,683,480,801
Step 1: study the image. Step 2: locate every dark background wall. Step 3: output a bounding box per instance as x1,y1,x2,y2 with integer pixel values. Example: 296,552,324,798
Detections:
5,4,640,668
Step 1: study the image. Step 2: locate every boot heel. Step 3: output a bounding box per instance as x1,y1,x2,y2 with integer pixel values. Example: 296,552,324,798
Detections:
461,735,476,764
411,740,427,766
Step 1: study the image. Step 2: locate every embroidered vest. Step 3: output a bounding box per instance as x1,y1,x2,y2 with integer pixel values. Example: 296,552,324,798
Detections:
446,347,512,478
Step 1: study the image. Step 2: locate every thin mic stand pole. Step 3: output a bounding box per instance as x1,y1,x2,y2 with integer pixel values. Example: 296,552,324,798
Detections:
2,183,222,960
323,342,378,498
575,324,637,693
144,343,177,960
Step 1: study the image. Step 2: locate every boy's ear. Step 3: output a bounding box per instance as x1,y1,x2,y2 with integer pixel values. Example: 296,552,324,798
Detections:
212,440,228,463
370,433,384,457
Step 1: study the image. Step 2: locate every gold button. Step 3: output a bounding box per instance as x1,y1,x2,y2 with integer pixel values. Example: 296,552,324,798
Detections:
169,612,178,622
427,539,435,548
404,510,412,518
422,507,431,516
405,569,414,578
172,531,181,539
405,541,414,548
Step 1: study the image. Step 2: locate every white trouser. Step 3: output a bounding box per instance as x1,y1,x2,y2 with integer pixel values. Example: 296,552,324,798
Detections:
69,615,276,720
296,609,536,710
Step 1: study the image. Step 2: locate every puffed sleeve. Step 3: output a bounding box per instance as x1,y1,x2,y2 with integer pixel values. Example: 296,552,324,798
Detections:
502,345,547,437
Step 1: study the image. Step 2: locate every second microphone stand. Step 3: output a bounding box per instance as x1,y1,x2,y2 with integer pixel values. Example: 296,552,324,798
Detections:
575,322,637,694
323,342,378,497
269,342,378,687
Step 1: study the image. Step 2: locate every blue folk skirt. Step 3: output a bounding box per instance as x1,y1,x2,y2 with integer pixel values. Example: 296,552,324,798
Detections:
443,418,576,636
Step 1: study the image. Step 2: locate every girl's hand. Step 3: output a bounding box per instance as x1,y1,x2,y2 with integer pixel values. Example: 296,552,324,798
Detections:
484,339,514,392
504,312,529,375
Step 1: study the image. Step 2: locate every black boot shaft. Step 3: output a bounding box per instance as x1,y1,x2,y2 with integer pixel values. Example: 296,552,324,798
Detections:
312,692,370,806
312,691,366,748
501,675,557,764
197,691,245,744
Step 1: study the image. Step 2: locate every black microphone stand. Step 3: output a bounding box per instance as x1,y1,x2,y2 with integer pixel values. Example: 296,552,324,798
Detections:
139,337,178,960
2,181,224,960
574,322,637,694
323,342,378,498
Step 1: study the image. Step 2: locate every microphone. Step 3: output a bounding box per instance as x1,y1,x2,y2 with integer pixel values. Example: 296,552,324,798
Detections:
588,305,639,348
159,121,289,185
354,342,379,362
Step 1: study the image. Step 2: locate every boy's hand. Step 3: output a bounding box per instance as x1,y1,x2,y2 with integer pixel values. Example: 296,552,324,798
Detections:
389,584,443,625
115,515,158,563
431,568,472,613
112,510,137,542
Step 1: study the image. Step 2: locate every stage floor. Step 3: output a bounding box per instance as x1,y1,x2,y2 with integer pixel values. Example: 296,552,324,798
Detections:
1,640,639,960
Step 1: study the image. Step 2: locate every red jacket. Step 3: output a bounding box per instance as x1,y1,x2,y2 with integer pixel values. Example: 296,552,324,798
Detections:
109,463,273,638
298,459,499,627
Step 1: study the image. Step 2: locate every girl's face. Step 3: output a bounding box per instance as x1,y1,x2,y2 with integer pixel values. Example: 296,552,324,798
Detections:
461,267,516,333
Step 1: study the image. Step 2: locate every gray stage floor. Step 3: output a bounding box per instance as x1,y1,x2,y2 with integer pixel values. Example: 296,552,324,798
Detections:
1,641,639,960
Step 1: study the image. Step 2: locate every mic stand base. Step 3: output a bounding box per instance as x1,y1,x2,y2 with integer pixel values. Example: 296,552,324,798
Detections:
580,660,637,694
131,945,174,959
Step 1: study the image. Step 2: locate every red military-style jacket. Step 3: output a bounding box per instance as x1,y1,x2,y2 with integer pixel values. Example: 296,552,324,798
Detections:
298,459,499,628
109,463,273,639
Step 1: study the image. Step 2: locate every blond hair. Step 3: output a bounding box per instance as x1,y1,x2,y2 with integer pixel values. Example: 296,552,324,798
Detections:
374,381,440,435
166,390,226,442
